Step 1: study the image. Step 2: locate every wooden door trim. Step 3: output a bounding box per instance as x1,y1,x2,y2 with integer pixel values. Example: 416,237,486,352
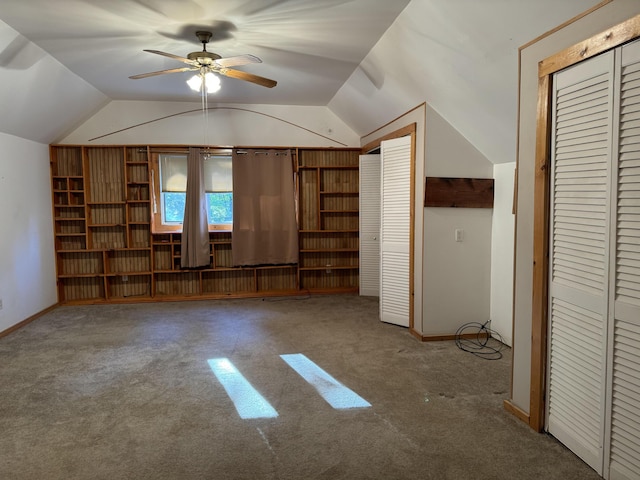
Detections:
362,123,417,333
530,14,640,432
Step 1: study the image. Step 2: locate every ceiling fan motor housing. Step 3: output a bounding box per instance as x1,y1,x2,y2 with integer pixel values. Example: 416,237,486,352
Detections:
187,50,221,65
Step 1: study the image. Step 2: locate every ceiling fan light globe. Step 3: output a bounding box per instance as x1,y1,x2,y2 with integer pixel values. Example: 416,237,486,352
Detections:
204,72,221,93
186,74,202,92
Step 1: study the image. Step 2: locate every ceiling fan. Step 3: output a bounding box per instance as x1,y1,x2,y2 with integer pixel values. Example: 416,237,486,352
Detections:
129,31,277,88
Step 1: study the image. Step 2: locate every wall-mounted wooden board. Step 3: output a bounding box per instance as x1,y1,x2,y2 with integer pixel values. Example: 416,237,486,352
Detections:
424,177,494,208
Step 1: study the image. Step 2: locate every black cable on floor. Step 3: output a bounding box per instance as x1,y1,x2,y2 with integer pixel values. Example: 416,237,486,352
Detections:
454,321,506,360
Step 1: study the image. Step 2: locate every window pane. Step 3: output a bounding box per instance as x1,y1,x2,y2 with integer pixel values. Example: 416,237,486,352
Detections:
157,153,232,228
204,156,232,192
163,192,186,223
207,192,233,224
160,155,187,192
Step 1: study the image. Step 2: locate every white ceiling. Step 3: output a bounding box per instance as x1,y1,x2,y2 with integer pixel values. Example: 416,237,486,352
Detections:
0,0,411,105
0,0,623,162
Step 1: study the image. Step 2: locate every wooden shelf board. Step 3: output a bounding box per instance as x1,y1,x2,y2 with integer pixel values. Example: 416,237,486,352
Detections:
88,223,126,227
57,249,103,253
153,269,197,274
299,165,358,170
105,272,152,276
320,210,359,213
300,249,358,252
255,265,297,270
299,229,359,233
55,232,86,237
58,273,102,278
299,266,358,271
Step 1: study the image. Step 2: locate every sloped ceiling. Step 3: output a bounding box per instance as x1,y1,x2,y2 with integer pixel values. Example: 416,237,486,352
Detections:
330,0,609,164
0,0,612,160
0,20,108,144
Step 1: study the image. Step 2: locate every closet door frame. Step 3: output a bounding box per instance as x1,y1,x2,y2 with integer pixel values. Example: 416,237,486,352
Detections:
530,14,640,433
361,123,417,333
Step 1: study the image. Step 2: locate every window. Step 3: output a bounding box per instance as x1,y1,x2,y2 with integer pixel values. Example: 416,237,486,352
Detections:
151,149,233,233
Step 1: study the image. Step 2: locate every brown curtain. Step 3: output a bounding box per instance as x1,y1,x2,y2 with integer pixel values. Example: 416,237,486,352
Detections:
232,149,298,266
181,147,210,268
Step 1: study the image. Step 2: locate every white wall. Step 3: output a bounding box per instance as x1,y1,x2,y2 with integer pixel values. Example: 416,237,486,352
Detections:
361,104,494,337
490,162,515,346
422,107,493,336
330,0,602,165
0,20,101,333
513,0,640,414
60,101,360,148
423,208,493,334
0,132,57,333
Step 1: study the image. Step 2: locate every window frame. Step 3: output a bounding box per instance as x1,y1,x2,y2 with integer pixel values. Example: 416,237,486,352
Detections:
150,148,233,234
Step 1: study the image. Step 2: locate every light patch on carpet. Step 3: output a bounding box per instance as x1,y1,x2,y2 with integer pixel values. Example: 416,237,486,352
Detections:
280,353,371,409
207,358,278,419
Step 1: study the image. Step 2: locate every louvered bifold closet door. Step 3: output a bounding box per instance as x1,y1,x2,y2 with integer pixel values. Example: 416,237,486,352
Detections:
379,136,411,327
548,51,614,475
607,41,640,480
359,154,381,297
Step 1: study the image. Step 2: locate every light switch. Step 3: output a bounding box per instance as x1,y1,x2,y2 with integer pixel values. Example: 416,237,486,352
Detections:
455,229,464,242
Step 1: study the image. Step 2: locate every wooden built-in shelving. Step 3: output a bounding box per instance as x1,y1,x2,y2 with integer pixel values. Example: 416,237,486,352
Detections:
50,145,360,304
297,149,360,291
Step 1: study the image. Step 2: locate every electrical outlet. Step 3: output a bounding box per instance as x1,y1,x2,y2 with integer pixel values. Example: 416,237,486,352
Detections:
455,229,464,242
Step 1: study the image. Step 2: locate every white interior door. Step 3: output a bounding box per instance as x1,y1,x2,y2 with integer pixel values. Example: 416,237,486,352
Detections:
380,136,411,327
548,51,614,475
359,154,381,297
547,39,640,480
606,40,640,480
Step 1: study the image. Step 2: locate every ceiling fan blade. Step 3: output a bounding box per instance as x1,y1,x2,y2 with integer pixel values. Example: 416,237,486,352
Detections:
129,66,199,79
143,49,197,65
219,68,277,88
214,54,262,68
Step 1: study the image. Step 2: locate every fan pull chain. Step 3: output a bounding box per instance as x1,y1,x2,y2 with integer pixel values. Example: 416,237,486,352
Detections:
201,71,210,158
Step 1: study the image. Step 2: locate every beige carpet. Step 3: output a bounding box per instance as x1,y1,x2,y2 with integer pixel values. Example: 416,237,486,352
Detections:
0,295,599,479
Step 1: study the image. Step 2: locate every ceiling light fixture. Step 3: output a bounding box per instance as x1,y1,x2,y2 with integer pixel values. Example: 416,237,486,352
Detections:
187,69,221,94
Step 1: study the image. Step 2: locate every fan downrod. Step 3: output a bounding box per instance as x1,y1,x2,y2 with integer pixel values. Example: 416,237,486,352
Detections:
188,31,220,63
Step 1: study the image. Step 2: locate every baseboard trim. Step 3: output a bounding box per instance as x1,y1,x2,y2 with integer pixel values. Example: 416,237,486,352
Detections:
409,328,423,340
410,331,490,342
503,399,530,424
0,304,59,339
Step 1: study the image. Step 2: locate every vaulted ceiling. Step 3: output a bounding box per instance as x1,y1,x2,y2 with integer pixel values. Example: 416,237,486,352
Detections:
0,0,411,104
0,0,610,163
